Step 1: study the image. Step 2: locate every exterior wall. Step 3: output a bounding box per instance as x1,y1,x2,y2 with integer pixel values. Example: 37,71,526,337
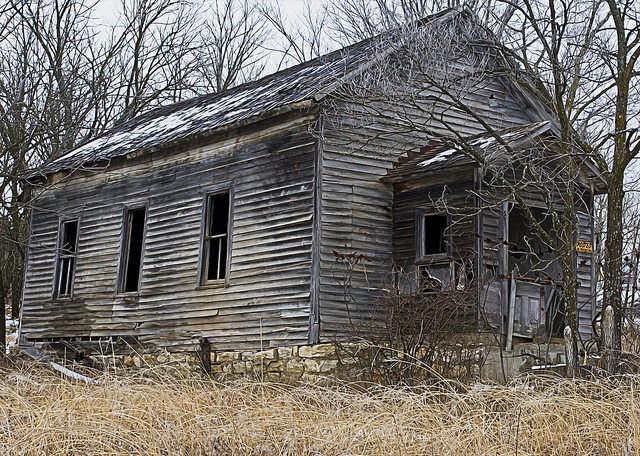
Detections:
20,61,550,352
391,177,477,277
21,113,318,352
316,114,396,337
317,74,537,339
479,205,505,331
577,208,596,339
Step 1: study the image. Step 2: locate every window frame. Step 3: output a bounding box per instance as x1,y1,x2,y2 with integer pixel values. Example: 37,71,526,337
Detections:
197,184,234,287
414,210,454,291
415,210,451,263
53,217,80,300
116,203,148,295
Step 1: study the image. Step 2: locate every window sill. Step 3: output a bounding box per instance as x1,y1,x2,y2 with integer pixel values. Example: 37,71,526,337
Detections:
114,292,141,299
415,254,451,265
197,280,229,290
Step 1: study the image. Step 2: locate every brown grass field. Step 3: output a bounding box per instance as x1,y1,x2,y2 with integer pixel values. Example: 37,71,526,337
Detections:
0,364,637,455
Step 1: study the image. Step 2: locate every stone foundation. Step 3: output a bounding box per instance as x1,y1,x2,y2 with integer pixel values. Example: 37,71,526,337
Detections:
87,343,343,383
210,344,340,382
86,339,569,383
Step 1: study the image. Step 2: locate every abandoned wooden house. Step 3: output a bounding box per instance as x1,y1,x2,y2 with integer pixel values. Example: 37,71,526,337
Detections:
19,9,606,375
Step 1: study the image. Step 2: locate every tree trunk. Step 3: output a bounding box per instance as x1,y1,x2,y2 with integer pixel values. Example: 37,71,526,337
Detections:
564,326,578,377
602,151,626,353
0,272,6,352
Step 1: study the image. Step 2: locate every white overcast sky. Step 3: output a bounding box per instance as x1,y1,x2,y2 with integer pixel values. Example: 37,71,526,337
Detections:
94,0,320,26
92,0,328,72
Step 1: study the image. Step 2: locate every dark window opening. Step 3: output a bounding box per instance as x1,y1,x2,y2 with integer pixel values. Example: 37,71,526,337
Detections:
508,207,556,280
423,214,447,255
202,191,230,283
121,207,146,293
55,220,78,298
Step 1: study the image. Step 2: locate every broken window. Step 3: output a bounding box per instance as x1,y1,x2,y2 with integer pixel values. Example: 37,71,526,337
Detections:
55,219,78,298
119,207,146,293
415,213,450,292
422,214,448,256
201,190,230,284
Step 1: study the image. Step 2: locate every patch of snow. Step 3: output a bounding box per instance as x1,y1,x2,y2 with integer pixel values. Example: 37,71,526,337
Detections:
6,318,18,354
531,363,566,370
470,383,498,391
418,147,457,167
470,137,496,149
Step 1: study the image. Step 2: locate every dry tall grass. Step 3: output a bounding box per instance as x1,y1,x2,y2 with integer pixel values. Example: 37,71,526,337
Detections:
0,364,637,455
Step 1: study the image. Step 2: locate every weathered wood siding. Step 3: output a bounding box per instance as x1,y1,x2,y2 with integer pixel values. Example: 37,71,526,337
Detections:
21,114,318,351
391,177,476,274
317,72,538,339
577,208,595,339
479,205,505,330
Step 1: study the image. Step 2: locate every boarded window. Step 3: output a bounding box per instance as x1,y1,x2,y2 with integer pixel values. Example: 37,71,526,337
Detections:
55,220,78,298
201,191,230,283
423,214,447,255
120,207,146,293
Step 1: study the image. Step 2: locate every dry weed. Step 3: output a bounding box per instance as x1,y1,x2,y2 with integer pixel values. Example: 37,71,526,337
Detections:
0,364,637,455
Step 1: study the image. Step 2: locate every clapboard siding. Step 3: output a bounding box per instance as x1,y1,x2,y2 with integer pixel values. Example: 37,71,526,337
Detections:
479,206,505,330
392,180,476,269
21,114,318,351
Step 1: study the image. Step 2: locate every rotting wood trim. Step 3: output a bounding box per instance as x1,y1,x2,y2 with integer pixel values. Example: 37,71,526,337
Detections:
39,112,318,190
309,116,323,344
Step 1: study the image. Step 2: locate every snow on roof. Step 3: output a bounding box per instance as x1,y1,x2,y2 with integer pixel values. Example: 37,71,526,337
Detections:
417,147,458,167
37,56,357,177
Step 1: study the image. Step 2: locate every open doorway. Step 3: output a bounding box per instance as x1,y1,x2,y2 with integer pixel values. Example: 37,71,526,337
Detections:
507,206,564,337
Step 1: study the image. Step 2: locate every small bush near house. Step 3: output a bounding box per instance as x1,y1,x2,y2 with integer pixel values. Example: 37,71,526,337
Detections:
333,282,484,384
0,364,637,455
331,252,484,384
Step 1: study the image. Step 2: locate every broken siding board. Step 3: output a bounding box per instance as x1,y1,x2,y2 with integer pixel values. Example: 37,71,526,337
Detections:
21,114,318,352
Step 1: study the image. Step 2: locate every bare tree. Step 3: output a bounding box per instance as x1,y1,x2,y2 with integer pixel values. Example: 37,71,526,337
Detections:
0,0,117,348
594,0,640,355
194,0,269,93
496,0,640,362
114,0,202,122
261,0,333,68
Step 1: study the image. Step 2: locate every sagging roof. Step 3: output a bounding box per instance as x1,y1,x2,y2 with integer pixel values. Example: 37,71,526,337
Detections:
28,9,457,179
385,121,553,180
385,121,607,193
